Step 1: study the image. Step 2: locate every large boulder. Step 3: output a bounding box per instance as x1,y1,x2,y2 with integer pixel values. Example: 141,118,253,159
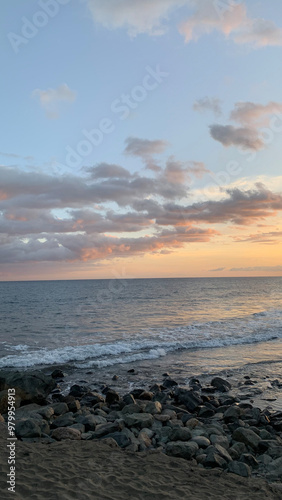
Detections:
15,418,42,439
0,370,56,405
52,427,81,441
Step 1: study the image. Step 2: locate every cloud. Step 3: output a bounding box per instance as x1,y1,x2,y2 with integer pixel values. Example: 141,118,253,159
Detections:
210,267,225,272
193,97,222,117
209,100,282,151
179,1,282,48
233,230,282,244
1,137,282,268
124,137,168,171
85,163,131,179
87,0,188,37
179,1,246,42
234,18,282,48
230,266,282,272
32,83,76,119
230,101,282,127
209,124,264,151
0,152,34,161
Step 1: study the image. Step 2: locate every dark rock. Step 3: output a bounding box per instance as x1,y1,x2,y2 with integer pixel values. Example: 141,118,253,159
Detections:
166,440,199,460
139,391,153,401
211,377,231,392
241,453,259,467
232,428,261,450
198,406,215,418
123,413,154,429
204,452,227,468
130,389,145,399
51,412,75,428
79,414,106,431
52,427,81,440
51,402,69,416
223,405,242,422
162,378,178,389
102,431,131,448
91,422,121,438
123,394,136,405
0,370,56,405
67,400,80,413
169,427,192,442
174,388,203,412
191,436,210,448
51,369,65,379
112,375,119,381
106,389,120,405
127,369,135,373
15,418,42,439
69,384,90,398
227,460,251,477
80,392,105,406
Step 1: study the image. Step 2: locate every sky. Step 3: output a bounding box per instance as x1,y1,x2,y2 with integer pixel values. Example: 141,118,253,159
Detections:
1,0,282,281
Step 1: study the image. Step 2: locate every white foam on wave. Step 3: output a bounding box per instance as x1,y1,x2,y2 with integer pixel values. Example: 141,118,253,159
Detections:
0,308,281,369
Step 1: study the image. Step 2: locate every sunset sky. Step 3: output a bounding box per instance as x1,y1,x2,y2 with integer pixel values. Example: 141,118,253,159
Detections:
1,0,282,280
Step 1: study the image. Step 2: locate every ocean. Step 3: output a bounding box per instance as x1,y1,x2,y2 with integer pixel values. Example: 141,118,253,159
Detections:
1,277,282,375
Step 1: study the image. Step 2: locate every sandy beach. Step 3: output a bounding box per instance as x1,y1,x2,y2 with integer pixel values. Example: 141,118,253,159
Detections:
0,422,282,500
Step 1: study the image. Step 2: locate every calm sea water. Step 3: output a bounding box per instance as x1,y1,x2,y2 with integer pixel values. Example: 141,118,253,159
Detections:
0,277,282,374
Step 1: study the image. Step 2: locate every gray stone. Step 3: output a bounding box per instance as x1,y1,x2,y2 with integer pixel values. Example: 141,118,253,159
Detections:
145,401,162,414
166,440,199,460
15,418,42,438
169,427,192,442
232,427,261,450
229,442,247,459
241,453,259,467
0,370,56,404
211,377,231,392
51,402,69,416
36,407,54,420
204,452,227,468
174,388,203,411
227,460,251,477
79,414,107,431
91,422,121,438
51,412,75,428
209,434,229,450
223,405,242,422
102,431,131,448
52,427,81,441
123,413,154,429
121,404,142,414
191,436,210,448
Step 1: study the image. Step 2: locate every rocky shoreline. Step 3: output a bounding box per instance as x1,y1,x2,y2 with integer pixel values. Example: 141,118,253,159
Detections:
1,368,282,490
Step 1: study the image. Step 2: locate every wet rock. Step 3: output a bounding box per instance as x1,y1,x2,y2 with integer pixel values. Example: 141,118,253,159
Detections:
79,414,107,431
121,404,142,414
223,405,242,422
52,427,81,440
211,377,231,393
174,388,203,412
123,394,136,405
69,385,90,399
227,460,251,477
229,442,247,459
139,391,153,401
209,434,229,450
232,428,261,450
166,440,199,460
162,378,178,389
51,369,65,379
36,407,54,420
80,392,105,406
